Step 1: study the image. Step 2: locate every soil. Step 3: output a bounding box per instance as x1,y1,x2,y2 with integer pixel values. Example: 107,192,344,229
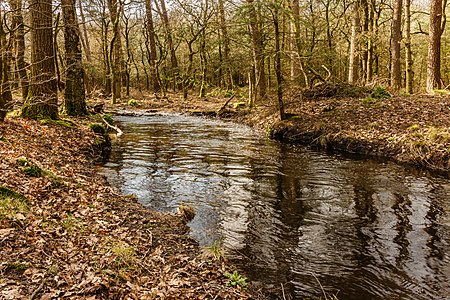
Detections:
0,116,254,299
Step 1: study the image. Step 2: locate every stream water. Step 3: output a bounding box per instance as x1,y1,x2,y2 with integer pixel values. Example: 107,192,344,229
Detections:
99,113,450,299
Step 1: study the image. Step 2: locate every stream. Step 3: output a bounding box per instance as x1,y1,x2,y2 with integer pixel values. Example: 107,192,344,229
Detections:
99,113,450,299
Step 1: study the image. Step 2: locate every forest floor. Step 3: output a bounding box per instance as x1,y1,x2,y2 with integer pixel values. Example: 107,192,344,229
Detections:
0,115,254,299
108,85,450,175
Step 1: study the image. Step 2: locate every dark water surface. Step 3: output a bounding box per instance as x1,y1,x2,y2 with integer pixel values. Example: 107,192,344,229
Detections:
99,113,450,299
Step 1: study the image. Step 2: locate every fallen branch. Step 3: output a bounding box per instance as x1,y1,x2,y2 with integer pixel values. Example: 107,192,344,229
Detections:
29,277,46,300
101,117,123,137
217,94,236,116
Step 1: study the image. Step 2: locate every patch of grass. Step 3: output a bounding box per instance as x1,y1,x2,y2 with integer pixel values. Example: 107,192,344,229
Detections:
127,99,138,106
224,271,248,289
408,124,420,132
201,240,224,261
0,186,29,220
89,123,106,134
110,241,136,267
61,213,84,232
22,165,43,177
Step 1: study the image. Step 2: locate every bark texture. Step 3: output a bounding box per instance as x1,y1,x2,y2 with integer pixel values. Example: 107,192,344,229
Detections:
426,0,444,93
62,0,87,116
390,0,402,90
22,0,58,120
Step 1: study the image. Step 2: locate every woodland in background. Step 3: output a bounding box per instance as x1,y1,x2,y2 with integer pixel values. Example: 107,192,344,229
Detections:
0,0,448,121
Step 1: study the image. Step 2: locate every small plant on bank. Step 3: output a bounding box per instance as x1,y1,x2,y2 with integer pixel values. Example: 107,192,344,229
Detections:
224,271,248,289
201,240,224,261
128,99,138,106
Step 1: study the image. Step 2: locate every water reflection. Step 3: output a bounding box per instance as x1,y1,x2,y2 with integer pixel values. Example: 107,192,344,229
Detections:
100,114,450,299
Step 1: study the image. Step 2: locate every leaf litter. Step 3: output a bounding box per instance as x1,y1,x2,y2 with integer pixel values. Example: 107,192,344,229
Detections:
0,116,253,299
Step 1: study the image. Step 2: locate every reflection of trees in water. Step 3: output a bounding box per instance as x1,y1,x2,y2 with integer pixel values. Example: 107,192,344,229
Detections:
101,116,450,300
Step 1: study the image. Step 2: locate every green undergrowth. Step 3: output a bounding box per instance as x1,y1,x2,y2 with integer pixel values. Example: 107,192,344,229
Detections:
88,123,107,134
17,157,64,185
0,186,29,221
40,118,76,128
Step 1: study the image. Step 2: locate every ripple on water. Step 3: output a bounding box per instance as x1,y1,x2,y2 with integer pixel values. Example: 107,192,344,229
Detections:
99,114,450,300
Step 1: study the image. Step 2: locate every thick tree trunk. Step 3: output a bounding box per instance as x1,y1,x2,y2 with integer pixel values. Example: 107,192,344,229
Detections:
390,0,402,90
22,0,58,120
62,0,87,116
8,0,29,101
426,0,445,93
144,0,161,93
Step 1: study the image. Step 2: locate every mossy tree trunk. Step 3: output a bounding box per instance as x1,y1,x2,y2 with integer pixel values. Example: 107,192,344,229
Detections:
62,0,87,116
22,0,58,120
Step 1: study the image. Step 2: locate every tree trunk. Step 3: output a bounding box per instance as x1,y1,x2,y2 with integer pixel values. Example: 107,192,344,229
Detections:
247,0,266,103
390,0,402,90
62,0,87,116
291,0,308,87
218,0,232,89
405,0,413,94
426,0,445,93
273,4,285,121
8,0,29,101
158,0,179,90
77,0,92,62
144,0,161,93
22,0,58,120
348,1,360,84
0,9,7,121
107,0,122,103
